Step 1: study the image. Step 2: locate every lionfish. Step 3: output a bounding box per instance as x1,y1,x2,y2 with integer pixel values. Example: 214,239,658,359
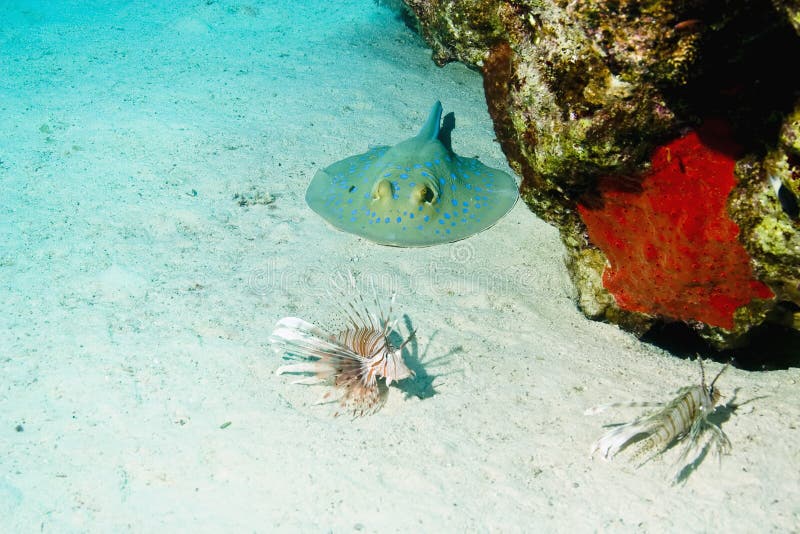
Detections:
586,358,732,480
270,281,415,416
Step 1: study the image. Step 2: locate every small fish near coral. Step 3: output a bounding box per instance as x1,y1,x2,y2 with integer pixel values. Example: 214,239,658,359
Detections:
305,101,518,246
270,282,415,417
586,358,732,482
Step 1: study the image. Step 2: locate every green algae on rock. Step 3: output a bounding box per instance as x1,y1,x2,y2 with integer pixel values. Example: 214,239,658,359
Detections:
402,0,800,349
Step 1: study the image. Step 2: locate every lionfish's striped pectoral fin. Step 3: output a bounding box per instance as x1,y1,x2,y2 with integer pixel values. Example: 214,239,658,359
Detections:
270,316,365,363
275,362,329,378
584,400,666,416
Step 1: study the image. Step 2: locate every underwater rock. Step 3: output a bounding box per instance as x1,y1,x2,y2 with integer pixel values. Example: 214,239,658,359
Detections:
729,103,800,334
403,0,800,348
773,0,800,35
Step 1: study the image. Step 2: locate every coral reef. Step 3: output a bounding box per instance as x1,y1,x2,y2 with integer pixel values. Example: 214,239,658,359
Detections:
403,0,800,349
730,103,800,332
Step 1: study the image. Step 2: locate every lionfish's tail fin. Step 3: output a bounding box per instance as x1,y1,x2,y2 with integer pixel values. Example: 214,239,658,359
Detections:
590,419,657,460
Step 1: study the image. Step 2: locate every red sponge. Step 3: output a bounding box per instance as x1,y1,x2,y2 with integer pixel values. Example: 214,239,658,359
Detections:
578,121,774,330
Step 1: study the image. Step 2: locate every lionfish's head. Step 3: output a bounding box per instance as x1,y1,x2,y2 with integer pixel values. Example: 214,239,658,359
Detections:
702,358,729,407
708,385,723,406
382,330,416,386
383,349,413,386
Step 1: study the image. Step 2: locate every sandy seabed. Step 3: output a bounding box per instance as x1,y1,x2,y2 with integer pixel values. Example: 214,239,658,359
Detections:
1,1,798,532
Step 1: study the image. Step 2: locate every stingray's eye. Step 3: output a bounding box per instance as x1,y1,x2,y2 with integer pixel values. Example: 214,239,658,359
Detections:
411,183,436,204
371,179,393,200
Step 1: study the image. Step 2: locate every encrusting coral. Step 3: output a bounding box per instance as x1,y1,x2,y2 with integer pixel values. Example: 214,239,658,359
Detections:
398,0,800,349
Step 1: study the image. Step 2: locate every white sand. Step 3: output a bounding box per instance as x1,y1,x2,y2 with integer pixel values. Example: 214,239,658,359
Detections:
1,1,798,531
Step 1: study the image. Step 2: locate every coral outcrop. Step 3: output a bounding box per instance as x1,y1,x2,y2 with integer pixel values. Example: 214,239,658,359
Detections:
401,0,800,348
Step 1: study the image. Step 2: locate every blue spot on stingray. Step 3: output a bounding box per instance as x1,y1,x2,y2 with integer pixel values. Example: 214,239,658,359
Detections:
444,213,451,219
463,208,469,213
439,177,445,185
409,213,415,219
384,217,390,223
465,184,472,190
438,219,444,224
446,229,451,234
451,199,458,206
425,161,432,167
400,173,409,179
396,217,401,223
413,164,422,169
409,182,416,187
418,206,423,211
417,225,424,230
424,215,430,222
475,203,482,209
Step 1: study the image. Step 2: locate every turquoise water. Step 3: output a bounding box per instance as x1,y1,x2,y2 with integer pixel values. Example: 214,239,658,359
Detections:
2,2,798,531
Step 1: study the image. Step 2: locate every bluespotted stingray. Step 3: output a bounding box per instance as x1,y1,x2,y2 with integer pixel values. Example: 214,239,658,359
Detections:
305,101,518,247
